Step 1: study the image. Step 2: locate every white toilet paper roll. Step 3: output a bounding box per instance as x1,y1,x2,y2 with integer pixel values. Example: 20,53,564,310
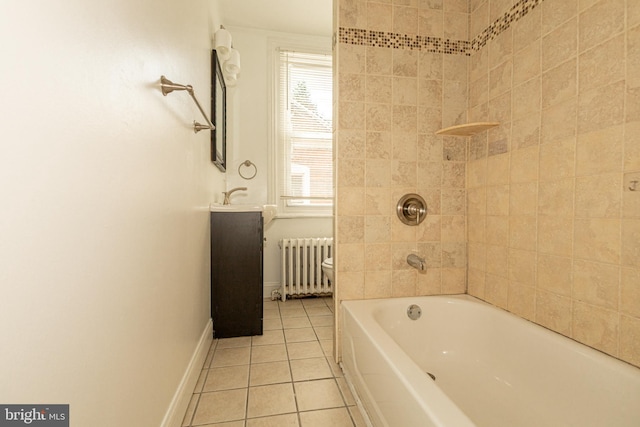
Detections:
224,48,241,75
214,28,232,60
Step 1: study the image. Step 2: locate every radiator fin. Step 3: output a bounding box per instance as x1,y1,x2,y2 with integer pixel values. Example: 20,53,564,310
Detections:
279,237,333,300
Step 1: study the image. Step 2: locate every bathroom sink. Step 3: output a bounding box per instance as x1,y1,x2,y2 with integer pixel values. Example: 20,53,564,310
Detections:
210,204,278,226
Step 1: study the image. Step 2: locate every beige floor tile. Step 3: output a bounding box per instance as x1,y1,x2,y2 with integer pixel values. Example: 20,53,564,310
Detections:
246,413,299,427
251,344,288,363
304,306,332,316
282,316,312,329
284,328,317,343
290,357,333,381
247,383,297,418
319,339,333,357
301,297,330,306
249,361,292,386
199,422,245,427
326,356,343,377
211,347,251,368
203,365,250,392
279,299,303,307
251,330,284,346
263,318,283,331
280,307,307,318
308,315,333,327
313,326,333,340
193,389,247,425
286,341,324,360
193,369,207,393
299,408,354,427
217,336,252,349
263,308,280,319
294,379,345,411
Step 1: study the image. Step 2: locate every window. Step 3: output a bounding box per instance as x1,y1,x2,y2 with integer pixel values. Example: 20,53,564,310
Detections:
273,47,333,216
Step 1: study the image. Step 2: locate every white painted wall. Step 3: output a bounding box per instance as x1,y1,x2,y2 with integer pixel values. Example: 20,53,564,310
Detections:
0,1,222,425
221,27,333,296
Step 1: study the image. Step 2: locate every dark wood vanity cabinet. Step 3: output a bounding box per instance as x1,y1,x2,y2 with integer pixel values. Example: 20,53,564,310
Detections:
210,211,263,338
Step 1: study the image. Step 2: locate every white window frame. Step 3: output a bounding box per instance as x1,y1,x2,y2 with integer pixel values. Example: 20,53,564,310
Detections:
267,36,333,218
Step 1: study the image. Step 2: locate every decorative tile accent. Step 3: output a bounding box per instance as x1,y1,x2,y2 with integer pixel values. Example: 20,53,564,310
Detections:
338,0,545,55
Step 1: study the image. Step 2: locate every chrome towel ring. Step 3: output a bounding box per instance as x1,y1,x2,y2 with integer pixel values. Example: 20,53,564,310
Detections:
238,160,257,180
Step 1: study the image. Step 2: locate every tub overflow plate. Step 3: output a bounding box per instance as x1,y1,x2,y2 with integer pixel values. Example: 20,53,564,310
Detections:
407,304,422,320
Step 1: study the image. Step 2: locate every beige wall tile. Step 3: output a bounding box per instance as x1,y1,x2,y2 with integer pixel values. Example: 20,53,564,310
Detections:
537,254,573,297
541,97,577,144
578,34,625,93
573,259,620,310
467,158,487,188
441,215,465,242
510,145,539,183
489,60,512,99
339,101,365,130
442,162,466,188
541,0,577,35
542,18,577,71
572,301,619,355
366,75,392,103
621,267,640,317
486,244,508,277
486,215,509,246
367,2,393,31
536,290,573,335
629,1,640,29
392,269,417,296
619,315,640,367
509,215,537,251
338,130,366,159
485,273,508,309
511,115,540,150
417,214,441,241
512,77,541,120
508,248,537,286
489,28,513,69
470,74,489,108
364,215,390,243
539,137,575,182
444,11,468,40
575,173,622,218
510,182,538,216
486,153,510,185
338,216,365,243
574,218,621,264
366,131,392,159
340,73,366,102
486,185,510,216
338,187,366,216
468,214,486,243
338,271,365,300
467,267,486,297
508,283,536,321
513,40,541,86
470,0,488,39
364,270,392,297
622,219,640,267
623,172,640,218
337,243,365,272
365,159,391,187
367,46,393,75
628,25,640,89
416,267,442,295
538,215,574,257
542,58,577,109
468,242,487,271
578,0,625,53
442,267,466,294
576,125,623,175
394,5,419,35
418,51,443,80
538,178,574,216
364,243,392,271
338,158,365,186
393,49,419,77
624,121,640,171
578,79,625,135
392,131,417,160
418,7,443,37
338,44,366,75
339,0,367,28
513,5,541,52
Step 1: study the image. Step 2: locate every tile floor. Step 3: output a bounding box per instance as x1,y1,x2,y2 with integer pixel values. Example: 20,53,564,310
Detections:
181,296,368,427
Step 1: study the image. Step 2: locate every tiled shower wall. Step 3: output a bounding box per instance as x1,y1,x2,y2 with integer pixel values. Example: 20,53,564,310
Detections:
335,0,640,368
466,0,640,367
335,0,470,305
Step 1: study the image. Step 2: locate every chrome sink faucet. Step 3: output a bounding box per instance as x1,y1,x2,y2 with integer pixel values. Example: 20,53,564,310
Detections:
222,187,247,205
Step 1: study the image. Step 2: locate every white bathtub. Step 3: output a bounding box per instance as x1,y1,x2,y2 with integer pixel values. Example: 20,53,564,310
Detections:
341,295,640,427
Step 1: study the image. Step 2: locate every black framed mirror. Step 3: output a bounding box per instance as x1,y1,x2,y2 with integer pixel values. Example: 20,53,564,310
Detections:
212,49,226,172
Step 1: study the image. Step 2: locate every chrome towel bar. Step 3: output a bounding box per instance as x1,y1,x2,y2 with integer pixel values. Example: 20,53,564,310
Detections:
160,76,214,133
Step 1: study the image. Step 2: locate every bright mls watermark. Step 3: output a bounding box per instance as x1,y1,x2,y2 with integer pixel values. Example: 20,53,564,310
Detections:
0,405,68,426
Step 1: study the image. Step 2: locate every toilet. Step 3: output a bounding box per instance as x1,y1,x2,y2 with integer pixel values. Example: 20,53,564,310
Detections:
321,257,334,283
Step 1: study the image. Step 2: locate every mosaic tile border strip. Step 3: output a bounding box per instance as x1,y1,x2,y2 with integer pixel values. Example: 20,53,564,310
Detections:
338,0,544,55
471,0,543,52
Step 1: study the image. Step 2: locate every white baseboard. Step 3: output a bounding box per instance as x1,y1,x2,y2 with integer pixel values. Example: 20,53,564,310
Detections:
160,319,213,427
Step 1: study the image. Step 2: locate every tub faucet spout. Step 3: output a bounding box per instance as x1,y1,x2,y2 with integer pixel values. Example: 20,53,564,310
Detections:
222,187,247,205
407,254,426,271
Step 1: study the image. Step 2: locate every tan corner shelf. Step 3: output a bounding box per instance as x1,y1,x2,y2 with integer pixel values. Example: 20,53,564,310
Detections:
435,122,500,136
